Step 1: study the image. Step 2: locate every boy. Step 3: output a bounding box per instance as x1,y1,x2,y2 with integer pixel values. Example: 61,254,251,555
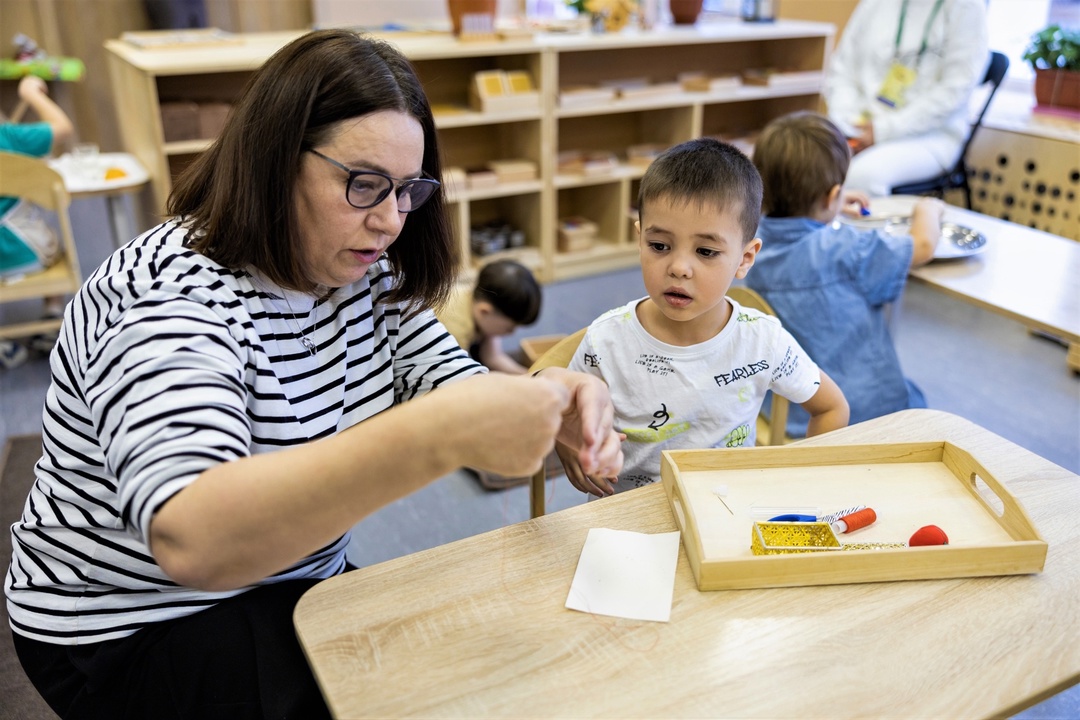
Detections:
563,138,849,496
748,110,942,436
0,75,74,369
439,258,542,374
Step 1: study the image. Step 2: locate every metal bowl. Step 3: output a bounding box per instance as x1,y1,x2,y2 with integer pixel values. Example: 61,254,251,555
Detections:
936,222,987,259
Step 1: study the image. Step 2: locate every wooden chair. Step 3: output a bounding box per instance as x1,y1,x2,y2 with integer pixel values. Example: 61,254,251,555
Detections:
526,327,586,518
0,152,82,340
726,286,791,446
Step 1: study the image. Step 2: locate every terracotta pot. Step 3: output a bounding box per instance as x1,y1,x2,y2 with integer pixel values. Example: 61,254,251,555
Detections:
669,0,703,25
1034,68,1080,110
447,0,496,36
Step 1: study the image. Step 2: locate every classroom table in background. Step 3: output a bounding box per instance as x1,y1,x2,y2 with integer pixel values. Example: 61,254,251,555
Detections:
49,152,149,248
294,409,1080,719
906,203,1080,372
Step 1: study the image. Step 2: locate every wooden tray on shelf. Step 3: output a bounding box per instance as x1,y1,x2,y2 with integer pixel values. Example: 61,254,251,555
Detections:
660,442,1047,591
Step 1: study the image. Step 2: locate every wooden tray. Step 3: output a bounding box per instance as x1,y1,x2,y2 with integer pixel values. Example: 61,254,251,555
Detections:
660,442,1047,590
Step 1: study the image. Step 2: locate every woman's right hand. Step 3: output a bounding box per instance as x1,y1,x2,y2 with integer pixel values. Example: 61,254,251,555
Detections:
436,373,571,477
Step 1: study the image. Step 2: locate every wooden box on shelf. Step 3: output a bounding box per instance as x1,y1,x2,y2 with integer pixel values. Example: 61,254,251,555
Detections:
197,102,231,139
557,150,619,176
627,143,667,168
558,85,617,109
558,216,598,252
486,158,538,183
160,101,199,142
679,72,742,92
469,70,540,114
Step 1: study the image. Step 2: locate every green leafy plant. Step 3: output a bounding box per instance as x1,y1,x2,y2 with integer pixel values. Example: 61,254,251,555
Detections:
1022,24,1080,72
565,0,587,11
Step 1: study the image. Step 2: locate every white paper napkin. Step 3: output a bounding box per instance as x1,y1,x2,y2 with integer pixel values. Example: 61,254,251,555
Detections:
565,528,681,622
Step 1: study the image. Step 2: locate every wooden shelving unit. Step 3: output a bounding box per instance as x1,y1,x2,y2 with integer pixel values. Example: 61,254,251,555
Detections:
104,21,833,282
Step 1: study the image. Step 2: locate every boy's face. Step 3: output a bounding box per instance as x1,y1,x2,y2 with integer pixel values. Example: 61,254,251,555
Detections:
636,195,760,342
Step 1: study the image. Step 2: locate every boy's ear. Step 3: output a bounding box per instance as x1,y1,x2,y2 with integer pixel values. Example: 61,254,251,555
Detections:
825,184,843,211
634,219,641,236
735,237,763,279
473,299,495,318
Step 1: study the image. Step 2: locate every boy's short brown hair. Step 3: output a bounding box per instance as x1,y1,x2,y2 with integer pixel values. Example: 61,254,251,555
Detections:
637,137,762,245
753,111,851,218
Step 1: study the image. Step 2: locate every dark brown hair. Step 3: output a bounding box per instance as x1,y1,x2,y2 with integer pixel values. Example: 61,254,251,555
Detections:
168,30,456,306
753,111,851,218
637,137,762,245
474,259,541,326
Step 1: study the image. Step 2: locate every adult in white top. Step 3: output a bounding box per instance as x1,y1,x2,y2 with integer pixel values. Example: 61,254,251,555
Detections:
5,30,623,719
825,0,989,196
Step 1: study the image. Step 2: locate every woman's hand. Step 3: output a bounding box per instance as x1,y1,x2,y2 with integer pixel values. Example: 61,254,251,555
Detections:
533,367,623,479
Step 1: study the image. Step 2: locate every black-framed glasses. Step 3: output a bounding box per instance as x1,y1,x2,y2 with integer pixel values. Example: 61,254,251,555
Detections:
308,149,440,212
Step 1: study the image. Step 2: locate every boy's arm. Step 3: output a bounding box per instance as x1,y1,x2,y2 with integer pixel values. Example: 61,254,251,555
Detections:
907,198,945,269
17,76,73,150
477,334,528,374
800,369,849,437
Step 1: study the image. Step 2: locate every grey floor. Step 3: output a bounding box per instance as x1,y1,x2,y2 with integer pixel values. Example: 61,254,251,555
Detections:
2,196,1078,718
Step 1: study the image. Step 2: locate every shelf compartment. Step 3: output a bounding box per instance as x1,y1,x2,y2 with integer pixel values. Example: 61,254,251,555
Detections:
412,53,543,120
438,120,543,178
557,108,693,166
700,95,823,144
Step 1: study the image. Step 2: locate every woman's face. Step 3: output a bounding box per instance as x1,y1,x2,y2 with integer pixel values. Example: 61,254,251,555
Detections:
294,110,426,288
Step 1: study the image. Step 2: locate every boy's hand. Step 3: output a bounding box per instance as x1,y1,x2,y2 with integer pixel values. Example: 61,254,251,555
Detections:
911,197,946,223
17,75,48,101
555,442,619,497
840,189,872,218
908,198,946,268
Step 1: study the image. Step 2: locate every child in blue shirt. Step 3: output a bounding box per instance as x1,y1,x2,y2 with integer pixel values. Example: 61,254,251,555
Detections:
748,110,943,436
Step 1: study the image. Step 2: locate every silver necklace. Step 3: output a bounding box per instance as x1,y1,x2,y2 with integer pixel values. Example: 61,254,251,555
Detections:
281,292,320,356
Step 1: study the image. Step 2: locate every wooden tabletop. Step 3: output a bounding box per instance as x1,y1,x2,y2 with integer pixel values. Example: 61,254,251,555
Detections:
907,207,1080,345
294,409,1080,719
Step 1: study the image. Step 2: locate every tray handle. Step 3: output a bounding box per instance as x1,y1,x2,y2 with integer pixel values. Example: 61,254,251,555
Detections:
943,443,1042,541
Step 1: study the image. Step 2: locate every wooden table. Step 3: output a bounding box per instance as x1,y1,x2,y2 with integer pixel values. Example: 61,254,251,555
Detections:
49,152,149,247
905,205,1080,370
294,409,1080,719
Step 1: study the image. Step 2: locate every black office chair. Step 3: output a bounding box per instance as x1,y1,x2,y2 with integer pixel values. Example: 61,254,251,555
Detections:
892,50,1010,209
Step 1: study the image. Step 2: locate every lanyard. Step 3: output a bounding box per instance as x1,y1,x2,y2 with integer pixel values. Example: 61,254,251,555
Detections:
894,0,946,65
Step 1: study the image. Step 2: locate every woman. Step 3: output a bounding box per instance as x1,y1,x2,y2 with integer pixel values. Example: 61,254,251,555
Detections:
6,30,623,719
825,0,989,196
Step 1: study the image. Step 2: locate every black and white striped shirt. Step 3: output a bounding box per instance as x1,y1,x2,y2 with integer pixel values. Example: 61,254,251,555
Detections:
6,221,482,644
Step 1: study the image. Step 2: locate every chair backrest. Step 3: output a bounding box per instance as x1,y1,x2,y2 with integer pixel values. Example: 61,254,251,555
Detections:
527,327,587,375
526,327,586,518
0,152,82,331
726,286,790,446
959,50,1010,162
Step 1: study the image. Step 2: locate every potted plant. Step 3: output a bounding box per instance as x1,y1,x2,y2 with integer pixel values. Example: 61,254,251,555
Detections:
1022,23,1080,110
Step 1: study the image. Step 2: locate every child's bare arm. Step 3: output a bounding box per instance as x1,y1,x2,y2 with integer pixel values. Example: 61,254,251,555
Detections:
477,334,528,374
17,76,73,150
907,198,944,269
800,370,849,437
